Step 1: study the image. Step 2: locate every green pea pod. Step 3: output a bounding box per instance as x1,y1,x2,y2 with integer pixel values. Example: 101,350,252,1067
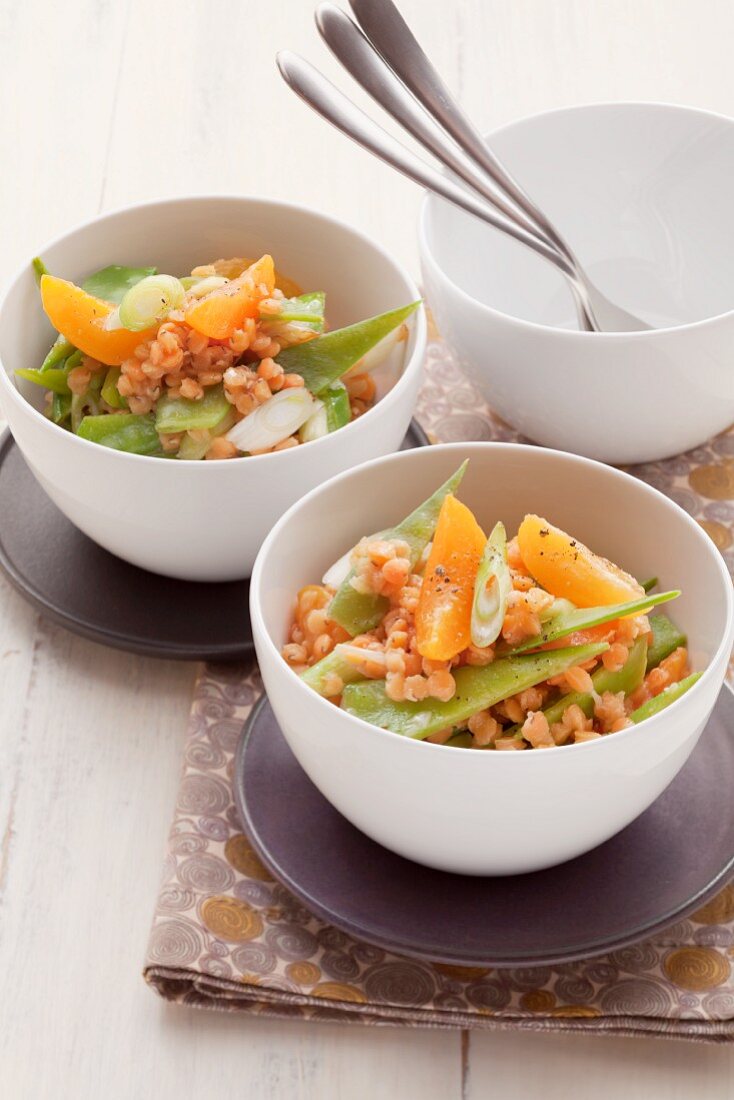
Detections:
508,636,648,736
266,291,325,331
40,334,75,372
65,349,83,372
101,367,128,409
50,392,72,425
646,613,687,670
32,257,49,284
323,382,351,432
276,301,420,394
16,367,71,395
641,576,658,593
445,731,474,748
300,649,367,696
341,642,608,740
81,265,157,304
471,521,511,648
630,672,702,724
505,589,680,656
328,459,468,636
155,384,231,434
177,408,236,460
76,413,162,455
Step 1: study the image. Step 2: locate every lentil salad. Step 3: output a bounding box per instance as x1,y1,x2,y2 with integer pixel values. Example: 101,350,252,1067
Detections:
282,461,699,748
20,256,419,459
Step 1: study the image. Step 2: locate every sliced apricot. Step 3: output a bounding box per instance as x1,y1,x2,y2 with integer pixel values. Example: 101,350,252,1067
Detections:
416,495,487,660
517,514,643,608
185,255,276,339
40,275,155,366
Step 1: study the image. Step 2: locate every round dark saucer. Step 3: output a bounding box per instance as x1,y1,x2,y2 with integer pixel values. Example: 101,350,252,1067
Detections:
234,687,734,968
0,421,428,660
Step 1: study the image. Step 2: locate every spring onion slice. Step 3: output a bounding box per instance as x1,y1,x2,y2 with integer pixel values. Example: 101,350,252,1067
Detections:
299,399,327,443
225,388,315,453
118,274,186,332
471,521,511,648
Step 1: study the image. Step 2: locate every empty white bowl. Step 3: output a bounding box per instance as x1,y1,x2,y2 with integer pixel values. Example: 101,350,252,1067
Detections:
251,442,733,875
0,195,426,581
420,103,734,465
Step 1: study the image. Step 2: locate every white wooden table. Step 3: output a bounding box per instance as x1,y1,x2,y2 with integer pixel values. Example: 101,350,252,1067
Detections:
2,2,734,1096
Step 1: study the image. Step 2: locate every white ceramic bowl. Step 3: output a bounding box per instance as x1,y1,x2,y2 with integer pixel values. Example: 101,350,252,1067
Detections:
0,196,426,581
420,103,734,465
251,442,733,875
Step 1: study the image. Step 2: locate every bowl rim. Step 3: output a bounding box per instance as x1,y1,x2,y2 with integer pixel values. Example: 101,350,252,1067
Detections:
251,440,734,760
419,99,734,339
0,192,427,471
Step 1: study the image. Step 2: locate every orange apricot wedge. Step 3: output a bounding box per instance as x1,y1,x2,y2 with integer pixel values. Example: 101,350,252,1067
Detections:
517,514,643,608
185,254,275,340
40,275,156,365
415,495,487,661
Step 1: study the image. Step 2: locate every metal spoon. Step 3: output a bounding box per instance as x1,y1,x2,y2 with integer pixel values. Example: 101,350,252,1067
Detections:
345,0,651,333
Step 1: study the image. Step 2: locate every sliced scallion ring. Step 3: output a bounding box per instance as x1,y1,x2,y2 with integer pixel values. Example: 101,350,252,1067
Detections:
471,521,511,648
225,388,315,453
118,274,186,332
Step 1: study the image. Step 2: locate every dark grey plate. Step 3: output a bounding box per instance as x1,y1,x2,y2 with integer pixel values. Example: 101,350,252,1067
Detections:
0,421,428,660
234,688,734,968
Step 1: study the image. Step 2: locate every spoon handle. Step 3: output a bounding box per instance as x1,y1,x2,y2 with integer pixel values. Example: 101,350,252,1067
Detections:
276,52,573,276
348,0,576,266
315,3,552,252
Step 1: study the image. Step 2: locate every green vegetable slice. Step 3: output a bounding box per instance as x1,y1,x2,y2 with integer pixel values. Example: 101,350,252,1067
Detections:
504,589,680,655
101,367,128,409
32,257,49,284
82,265,157,304
630,672,702,724
300,649,367,697
646,613,687,671
507,637,648,736
341,642,608,740
276,301,420,394
266,291,325,331
76,413,162,455
16,367,70,395
328,460,468,636
50,392,72,425
641,576,658,593
177,408,236,460
41,334,75,373
471,521,510,648
155,384,231,434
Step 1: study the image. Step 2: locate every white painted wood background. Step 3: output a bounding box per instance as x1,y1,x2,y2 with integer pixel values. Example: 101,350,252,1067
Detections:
1,1,734,1096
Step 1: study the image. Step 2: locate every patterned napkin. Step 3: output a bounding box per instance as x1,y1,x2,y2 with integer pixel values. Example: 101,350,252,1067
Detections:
145,324,734,1042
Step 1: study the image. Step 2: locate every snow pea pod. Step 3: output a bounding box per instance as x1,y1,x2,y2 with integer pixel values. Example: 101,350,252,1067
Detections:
328,460,468,636
101,367,128,409
76,413,162,455
276,301,420,395
50,392,72,425
16,367,70,395
300,649,367,696
267,291,325,331
646,613,687,671
514,637,648,735
82,265,157,304
177,408,236,460
341,642,608,740
41,334,75,372
630,672,701,724
505,589,680,655
32,257,49,284
155,384,231,434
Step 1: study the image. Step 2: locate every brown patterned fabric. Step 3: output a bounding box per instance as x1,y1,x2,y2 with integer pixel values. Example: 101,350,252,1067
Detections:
144,326,734,1041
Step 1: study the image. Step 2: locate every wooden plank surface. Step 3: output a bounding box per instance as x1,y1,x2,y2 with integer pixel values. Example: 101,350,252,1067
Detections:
1,1,734,1096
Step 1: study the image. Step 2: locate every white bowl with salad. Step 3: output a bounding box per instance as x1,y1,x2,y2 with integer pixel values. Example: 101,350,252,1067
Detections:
0,195,425,581
250,442,734,875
